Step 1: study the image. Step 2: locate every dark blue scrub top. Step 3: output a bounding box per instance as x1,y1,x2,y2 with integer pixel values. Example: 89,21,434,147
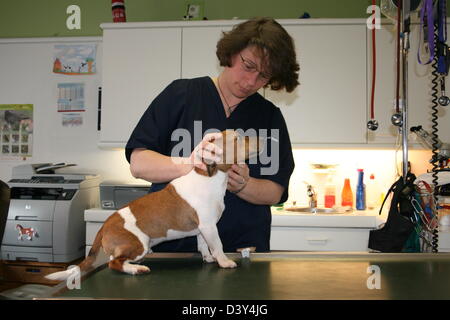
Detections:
125,77,294,252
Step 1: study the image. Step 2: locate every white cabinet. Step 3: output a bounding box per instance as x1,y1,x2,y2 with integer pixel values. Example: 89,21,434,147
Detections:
439,226,450,252
265,24,367,144
99,20,450,147
181,26,232,78
100,21,368,147
271,227,372,251
367,24,450,145
270,211,384,251
100,25,182,147
181,24,265,95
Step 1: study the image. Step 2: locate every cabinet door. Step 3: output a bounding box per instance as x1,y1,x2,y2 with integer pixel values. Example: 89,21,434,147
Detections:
181,26,232,78
100,28,182,147
367,24,450,145
265,24,367,144
181,24,266,96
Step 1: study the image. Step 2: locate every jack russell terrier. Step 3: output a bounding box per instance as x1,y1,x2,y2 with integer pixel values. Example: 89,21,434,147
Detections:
46,130,261,280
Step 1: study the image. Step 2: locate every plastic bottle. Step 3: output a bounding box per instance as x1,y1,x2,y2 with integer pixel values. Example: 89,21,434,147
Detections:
112,0,127,22
366,173,382,210
341,178,353,207
324,177,336,208
356,169,366,210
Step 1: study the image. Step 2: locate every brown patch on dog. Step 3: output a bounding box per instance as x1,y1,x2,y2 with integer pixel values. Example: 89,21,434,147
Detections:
129,184,199,238
100,213,146,264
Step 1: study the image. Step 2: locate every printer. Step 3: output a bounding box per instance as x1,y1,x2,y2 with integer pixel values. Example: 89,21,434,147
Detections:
100,180,151,210
0,163,100,263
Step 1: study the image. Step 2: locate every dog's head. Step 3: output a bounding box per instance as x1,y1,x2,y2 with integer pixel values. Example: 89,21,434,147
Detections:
202,130,263,176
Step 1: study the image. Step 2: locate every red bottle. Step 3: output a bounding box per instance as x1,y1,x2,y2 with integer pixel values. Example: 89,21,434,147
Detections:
324,181,336,208
112,1,126,22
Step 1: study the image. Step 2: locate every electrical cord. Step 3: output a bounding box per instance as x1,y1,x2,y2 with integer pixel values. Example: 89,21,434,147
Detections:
430,20,439,253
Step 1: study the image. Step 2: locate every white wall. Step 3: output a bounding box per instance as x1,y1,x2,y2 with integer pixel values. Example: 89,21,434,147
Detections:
0,38,139,185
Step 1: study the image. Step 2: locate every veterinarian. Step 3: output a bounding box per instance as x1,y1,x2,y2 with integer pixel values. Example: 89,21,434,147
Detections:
125,17,299,253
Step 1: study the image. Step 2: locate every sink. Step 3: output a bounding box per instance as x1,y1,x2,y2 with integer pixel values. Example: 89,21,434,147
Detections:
284,207,349,214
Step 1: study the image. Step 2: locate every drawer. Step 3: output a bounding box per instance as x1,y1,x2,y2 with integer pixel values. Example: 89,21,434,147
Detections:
2,220,52,247
270,227,371,251
1,263,60,284
0,259,82,284
1,250,53,263
8,199,56,221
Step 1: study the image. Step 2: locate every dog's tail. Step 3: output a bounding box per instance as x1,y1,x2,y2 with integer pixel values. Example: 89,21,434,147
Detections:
45,226,107,282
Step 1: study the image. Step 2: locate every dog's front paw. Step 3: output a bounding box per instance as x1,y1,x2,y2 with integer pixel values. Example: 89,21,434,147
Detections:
218,259,237,269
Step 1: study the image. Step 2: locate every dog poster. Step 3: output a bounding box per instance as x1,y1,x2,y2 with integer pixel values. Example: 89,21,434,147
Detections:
0,104,33,159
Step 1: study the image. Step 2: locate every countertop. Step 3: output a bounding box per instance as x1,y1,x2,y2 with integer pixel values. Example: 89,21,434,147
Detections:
85,207,386,229
271,207,386,228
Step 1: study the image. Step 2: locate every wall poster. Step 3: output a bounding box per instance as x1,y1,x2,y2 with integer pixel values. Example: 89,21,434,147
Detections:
0,104,33,159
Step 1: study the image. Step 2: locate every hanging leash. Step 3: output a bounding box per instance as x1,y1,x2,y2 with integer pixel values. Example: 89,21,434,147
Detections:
436,0,450,105
367,0,379,131
417,0,435,65
418,0,449,105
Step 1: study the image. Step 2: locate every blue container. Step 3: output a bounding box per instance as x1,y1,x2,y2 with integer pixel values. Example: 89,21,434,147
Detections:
356,169,366,210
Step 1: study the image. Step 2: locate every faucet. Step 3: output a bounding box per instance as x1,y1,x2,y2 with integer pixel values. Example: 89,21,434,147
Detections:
306,184,317,209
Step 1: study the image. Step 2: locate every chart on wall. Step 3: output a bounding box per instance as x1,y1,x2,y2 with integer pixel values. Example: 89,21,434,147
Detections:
0,104,33,159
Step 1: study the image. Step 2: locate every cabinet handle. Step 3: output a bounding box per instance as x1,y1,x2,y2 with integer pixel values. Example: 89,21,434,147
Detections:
307,238,328,245
97,87,102,131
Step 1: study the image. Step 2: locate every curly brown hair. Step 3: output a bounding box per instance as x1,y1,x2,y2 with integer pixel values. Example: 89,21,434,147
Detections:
216,17,300,93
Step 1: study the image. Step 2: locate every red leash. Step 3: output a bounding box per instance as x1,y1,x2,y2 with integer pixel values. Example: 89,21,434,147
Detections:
370,0,377,120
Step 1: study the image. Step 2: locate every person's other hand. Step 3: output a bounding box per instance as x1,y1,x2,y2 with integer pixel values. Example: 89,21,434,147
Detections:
227,164,249,194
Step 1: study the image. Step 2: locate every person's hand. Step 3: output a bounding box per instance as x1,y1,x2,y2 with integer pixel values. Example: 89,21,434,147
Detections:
190,132,223,171
228,164,250,194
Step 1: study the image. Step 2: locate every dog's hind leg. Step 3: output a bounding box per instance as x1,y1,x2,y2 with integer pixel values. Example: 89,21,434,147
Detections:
109,256,150,275
108,245,150,275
